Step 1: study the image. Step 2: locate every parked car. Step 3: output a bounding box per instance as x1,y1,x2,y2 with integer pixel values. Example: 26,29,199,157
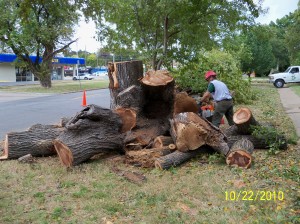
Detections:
73,73,94,80
269,66,300,88
91,71,108,77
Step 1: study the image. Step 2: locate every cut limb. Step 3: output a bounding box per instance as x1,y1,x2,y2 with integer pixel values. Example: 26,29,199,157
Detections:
233,107,259,134
114,107,137,133
226,138,254,168
170,112,229,155
108,61,144,109
153,136,174,148
126,144,176,168
1,124,63,160
54,105,124,167
154,147,206,170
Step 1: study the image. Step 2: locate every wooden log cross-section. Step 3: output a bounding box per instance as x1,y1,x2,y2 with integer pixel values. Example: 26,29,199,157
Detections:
54,104,124,167
0,124,63,160
233,107,259,135
226,138,254,169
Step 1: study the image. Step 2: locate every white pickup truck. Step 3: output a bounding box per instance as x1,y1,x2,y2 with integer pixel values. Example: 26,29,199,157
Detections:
269,66,300,88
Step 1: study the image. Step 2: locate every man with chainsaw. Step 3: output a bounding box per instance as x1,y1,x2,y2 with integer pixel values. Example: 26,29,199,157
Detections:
200,70,234,127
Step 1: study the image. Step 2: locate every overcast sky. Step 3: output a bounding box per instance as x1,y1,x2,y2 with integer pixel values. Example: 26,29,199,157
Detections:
71,0,299,53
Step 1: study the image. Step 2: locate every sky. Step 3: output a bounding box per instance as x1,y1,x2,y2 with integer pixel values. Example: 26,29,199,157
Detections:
71,0,299,53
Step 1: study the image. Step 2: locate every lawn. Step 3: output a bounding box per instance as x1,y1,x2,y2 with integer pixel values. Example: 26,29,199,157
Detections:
0,83,299,224
290,84,300,97
0,79,109,93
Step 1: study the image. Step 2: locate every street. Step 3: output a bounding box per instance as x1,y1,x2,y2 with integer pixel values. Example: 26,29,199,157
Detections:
0,89,110,140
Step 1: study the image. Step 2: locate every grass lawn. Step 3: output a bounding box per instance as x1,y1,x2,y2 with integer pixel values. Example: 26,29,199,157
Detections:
0,83,299,224
0,79,109,93
290,84,300,96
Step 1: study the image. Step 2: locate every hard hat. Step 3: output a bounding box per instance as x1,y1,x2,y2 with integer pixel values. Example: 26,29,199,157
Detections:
205,70,217,80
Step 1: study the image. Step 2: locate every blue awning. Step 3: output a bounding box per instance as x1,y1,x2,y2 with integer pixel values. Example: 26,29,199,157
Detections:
0,53,85,65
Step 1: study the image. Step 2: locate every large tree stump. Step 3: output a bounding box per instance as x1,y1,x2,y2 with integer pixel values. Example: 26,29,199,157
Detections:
226,138,254,168
170,112,229,156
233,107,259,134
54,105,124,167
0,124,63,160
108,61,144,109
154,147,205,170
126,144,176,168
124,70,175,150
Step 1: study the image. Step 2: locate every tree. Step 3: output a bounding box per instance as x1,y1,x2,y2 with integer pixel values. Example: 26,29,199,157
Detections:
86,0,262,70
285,3,300,65
0,0,80,87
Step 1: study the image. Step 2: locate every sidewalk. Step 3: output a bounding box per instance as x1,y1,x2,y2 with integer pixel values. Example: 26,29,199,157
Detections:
278,87,300,137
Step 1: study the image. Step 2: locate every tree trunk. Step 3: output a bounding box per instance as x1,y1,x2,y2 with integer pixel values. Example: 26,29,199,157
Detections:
233,107,259,134
153,136,174,148
124,70,175,150
108,61,144,109
116,85,144,113
54,105,124,167
126,144,176,168
174,92,198,115
0,124,63,160
154,147,206,170
226,138,254,169
170,112,229,155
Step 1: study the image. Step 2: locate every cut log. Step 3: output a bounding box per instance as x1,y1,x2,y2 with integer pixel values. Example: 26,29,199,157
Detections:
54,105,124,167
226,138,254,168
154,147,206,170
170,112,229,156
174,92,198,115
0,124,63,160
233,107,259,134
153,136,174,148
108,61,144,109
114,107,137,133
126,144,176,168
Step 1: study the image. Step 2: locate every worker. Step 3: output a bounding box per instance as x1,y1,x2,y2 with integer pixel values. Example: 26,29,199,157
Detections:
200,70,234,127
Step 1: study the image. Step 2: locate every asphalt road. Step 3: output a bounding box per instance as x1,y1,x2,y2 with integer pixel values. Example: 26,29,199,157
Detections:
0,89,110,140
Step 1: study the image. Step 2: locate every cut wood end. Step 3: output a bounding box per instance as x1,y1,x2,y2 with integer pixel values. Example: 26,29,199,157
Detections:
1,135,9,160
141,70,174,86
53,140,73,167
226,150,252,169
114,108,137,133
154,160,163,170
168,144,176,150
233,108,252,124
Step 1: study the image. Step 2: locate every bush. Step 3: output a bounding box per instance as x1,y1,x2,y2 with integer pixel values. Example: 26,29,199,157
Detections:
172,49,257,104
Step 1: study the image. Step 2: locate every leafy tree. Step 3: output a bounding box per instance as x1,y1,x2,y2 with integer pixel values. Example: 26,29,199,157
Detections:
285,2,300,65
86,0,262,70
174,49,256,104
239,25,276,76
0,0,80,87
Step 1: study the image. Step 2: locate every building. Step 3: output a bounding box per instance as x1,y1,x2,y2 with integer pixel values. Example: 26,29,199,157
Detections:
0,53,85,82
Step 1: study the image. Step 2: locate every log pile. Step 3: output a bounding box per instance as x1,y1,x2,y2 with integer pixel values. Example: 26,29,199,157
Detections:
0,60,288,172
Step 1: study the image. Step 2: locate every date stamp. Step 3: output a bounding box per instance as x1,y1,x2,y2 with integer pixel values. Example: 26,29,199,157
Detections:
225,190,284,201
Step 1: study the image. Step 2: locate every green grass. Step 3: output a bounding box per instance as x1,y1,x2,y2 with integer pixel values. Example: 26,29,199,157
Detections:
290,84,300,97
0,80,109,93
0,83,299,224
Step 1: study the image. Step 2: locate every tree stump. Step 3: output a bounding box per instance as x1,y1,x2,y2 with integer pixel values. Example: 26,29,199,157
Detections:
170,112,229,155
0,124,63,160
108,61,144,109
226,138,254,168
54,105,124,167
233,107,259,134
116,85,144,112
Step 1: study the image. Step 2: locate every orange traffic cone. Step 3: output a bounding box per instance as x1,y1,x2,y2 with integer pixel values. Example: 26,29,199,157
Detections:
82,90,87,107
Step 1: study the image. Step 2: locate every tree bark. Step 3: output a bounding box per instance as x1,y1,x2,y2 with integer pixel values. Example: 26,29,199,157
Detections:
233,107,259,134
116,85,144,113
0,124,63,160
108,61,144,109
226,138,254,169
154,147,205,170
54,105,124,167
170,112,229,155
126,144,176,168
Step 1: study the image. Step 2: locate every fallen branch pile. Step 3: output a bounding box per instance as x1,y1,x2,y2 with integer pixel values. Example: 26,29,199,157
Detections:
0,60,287,171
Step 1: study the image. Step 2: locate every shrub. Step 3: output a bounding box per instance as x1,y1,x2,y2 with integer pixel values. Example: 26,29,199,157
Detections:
172,49,257,104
